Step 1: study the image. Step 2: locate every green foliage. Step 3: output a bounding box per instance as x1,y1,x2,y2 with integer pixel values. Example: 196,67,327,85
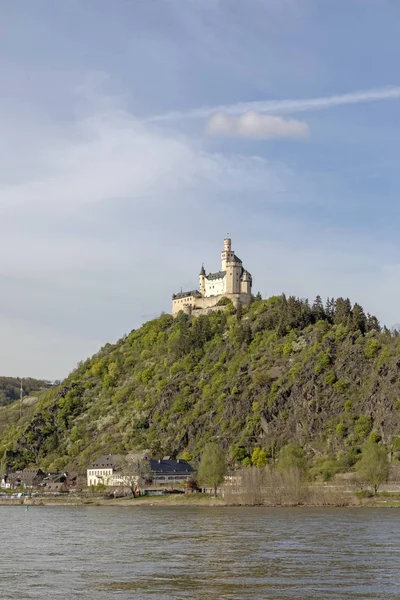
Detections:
324,371,336,386
364,339,381,359
356,440,389,493
333,379,349,393
310,457,341,481
278,443,307,471
336,423,346,437
354,415,373,442
314,349,332,374
198,443,227,495
251,447,267,467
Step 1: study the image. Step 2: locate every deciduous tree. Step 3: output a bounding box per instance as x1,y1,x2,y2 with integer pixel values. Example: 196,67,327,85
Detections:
198,443,227,496
356,440,389,494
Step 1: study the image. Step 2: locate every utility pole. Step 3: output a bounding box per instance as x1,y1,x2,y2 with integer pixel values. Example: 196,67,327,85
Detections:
19,377,23,418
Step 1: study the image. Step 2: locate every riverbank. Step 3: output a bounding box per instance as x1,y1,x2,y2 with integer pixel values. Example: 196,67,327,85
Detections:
2,491,400,508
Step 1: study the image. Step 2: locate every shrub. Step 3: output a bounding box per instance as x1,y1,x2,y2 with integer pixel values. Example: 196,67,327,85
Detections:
251,447,268,467
278,443,307,471
324,371,336,386
364,339,381,359
333,379,349,393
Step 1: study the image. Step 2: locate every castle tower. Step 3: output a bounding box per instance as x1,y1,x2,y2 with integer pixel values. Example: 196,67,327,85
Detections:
240,270,252,295
199,265,206,296
221,237,234,271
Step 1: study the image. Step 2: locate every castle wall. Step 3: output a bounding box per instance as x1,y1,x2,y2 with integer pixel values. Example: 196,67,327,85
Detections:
172,295,198,316
172,292,251,318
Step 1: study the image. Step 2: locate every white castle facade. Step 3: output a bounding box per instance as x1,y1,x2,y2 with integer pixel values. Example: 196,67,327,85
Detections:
172,237,252,317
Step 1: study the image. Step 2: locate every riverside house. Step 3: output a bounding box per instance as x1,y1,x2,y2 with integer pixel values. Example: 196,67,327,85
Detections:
7,468,46,490
87,454,125,487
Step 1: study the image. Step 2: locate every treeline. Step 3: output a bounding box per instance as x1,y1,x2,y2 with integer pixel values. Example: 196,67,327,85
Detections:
250,293,381,335
0,377,52,408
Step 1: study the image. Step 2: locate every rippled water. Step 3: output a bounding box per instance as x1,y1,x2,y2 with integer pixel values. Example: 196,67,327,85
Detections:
0,506,399,599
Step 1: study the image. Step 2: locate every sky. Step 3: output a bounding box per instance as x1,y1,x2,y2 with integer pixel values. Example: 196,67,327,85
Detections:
2,0,400,379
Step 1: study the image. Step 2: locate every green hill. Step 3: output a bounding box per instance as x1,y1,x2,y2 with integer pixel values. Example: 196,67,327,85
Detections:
1,295,399,477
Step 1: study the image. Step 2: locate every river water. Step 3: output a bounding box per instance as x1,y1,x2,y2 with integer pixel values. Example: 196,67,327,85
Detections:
0,506,399,599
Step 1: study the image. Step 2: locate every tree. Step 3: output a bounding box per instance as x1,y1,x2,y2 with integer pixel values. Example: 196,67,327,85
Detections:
251,447,267,467
325,297,335,321
351,303,366,334
356,440,389,494
117,455,151,496
278,443,307,471
312,295,325,322
334,297,352,326
198,443,227,496
366,313,380,333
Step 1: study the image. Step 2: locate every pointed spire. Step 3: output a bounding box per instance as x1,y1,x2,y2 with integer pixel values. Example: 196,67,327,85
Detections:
200,263,205,275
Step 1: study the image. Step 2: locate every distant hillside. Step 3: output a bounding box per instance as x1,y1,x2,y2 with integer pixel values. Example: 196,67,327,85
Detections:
0,377,52,408
1,295,399,478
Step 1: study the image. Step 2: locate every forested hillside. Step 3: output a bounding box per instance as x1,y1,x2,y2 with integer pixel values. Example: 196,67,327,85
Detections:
1,294,399,478
0,377,52,407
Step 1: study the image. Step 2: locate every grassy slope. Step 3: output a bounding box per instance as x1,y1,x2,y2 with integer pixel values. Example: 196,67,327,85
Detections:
1,295,399,473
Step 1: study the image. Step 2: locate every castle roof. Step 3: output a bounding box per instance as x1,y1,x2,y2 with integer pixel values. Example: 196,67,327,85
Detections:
200,265,206,275
172,290,202,300
207,270,226,280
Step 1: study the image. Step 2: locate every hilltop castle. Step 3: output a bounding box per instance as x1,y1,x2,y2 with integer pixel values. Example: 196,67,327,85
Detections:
172,237,252,317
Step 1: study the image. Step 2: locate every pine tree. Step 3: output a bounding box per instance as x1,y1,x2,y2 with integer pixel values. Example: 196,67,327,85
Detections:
351,303,367,334
325,297,335,321
334,297,352,325
366,313,380,332
312,295,325,322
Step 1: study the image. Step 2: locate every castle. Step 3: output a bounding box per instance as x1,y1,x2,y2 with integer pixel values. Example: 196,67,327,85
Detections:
172,237,252,317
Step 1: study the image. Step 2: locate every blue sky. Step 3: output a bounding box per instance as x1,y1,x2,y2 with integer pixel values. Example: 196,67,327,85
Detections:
1,0,400,378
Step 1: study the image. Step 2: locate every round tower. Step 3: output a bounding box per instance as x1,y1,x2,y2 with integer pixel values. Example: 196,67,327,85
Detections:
221,237,235,271
199,264,206,296
224,238,231,251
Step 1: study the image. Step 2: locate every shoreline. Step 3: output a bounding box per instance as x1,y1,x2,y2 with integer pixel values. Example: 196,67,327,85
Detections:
1,493,400,508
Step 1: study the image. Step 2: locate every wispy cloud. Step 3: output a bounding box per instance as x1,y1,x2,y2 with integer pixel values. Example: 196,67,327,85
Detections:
205,111,309,139
149,85,400,122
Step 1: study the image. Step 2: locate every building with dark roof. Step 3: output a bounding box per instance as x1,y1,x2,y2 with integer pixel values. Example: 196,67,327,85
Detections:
172,237,252,316
7,468,45,489
147,458,194,486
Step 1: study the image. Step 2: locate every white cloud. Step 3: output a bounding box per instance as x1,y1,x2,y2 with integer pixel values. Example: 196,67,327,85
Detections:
205,111,309,139
149,85,400,122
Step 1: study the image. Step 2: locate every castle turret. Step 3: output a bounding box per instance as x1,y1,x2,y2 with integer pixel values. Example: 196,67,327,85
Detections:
199,264,206,296
221,237,235,271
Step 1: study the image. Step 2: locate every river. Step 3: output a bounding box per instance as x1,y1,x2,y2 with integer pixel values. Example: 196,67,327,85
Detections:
0,506,399,599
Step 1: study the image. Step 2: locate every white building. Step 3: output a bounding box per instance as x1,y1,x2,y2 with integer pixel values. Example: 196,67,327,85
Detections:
86,454,129,487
